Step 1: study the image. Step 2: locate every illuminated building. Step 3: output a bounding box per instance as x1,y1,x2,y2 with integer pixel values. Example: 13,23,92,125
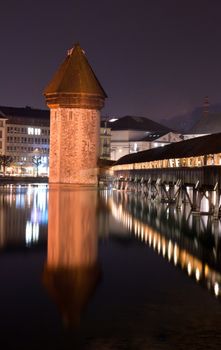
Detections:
0,106,111,176
100,119,111,159
44,43,107,185
113,132,221,171
0,117,7,157
0,106,50,175
108,116,182,161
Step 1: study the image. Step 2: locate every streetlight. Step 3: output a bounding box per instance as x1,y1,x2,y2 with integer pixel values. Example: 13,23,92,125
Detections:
32,148,42,177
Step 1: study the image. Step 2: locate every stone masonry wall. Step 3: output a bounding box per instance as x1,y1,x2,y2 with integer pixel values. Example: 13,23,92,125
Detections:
49,108,100,184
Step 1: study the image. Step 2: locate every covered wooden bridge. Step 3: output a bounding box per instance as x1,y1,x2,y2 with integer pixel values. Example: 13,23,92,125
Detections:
112,133,221,217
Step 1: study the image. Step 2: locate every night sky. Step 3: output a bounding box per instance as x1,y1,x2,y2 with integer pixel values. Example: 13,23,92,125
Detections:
1,0,221,121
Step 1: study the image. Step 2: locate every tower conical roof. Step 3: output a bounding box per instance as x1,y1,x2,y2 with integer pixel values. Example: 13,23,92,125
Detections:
44,43,107,98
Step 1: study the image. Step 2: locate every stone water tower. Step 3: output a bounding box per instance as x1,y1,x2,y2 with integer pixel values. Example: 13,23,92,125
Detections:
44,43,107,185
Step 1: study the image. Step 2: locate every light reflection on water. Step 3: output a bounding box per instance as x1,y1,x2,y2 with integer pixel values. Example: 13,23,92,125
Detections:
0,184,48,248
108,191,221,299
43,185,101,327
0,185,221,348
0,184,221,299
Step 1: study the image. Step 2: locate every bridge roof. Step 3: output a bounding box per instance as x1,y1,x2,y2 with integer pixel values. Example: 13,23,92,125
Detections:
115,132,221,165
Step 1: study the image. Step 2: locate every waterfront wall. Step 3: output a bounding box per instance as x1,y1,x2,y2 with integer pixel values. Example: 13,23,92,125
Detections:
0,176,48,184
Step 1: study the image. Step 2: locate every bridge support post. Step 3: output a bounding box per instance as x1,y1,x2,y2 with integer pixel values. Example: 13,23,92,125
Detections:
168,182,175,203
147,178,152,200
192,181,202,215
155,178,162,202
175,180,182,209
125,178,128,191
207,190,212,214
213,183,220,219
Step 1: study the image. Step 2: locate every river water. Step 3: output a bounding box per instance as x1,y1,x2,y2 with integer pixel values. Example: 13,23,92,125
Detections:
0,184,221,349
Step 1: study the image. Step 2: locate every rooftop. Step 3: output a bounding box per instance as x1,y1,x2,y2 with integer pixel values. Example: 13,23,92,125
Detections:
109,116,172,133
115,132,221,165
0,106,108,127
44,43,107,98
0,106,49,120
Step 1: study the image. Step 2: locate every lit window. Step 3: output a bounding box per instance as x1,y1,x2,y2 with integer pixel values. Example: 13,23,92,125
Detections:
34,128,41,135
28,127,34,135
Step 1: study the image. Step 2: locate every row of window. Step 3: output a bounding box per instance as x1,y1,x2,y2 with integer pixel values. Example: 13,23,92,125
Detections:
7,126,50,135
11,156,49,163
7,137,49,144
28,127,41,135
7,146,49,153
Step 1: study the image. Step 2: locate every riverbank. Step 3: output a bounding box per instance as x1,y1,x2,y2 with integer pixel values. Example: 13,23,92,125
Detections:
0,176,48,184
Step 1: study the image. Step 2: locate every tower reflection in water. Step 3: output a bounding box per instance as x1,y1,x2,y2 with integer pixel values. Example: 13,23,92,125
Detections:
43,185,101,328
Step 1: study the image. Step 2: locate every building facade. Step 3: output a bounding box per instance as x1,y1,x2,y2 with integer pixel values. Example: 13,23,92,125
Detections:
0,106,111,176
109,116,183,161
0,107,50,175
0,117,7,156
100,120,111,160
0,110,184,174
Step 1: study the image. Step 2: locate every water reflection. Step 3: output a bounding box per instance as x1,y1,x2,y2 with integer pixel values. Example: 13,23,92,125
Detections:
0,184,48,249
109,191,221,299
1,183,221,341
43,185,101,328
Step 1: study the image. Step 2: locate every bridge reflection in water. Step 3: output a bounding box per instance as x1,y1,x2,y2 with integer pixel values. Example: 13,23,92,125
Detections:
1,184,221,348
108,191,221,299
43,185,101,328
